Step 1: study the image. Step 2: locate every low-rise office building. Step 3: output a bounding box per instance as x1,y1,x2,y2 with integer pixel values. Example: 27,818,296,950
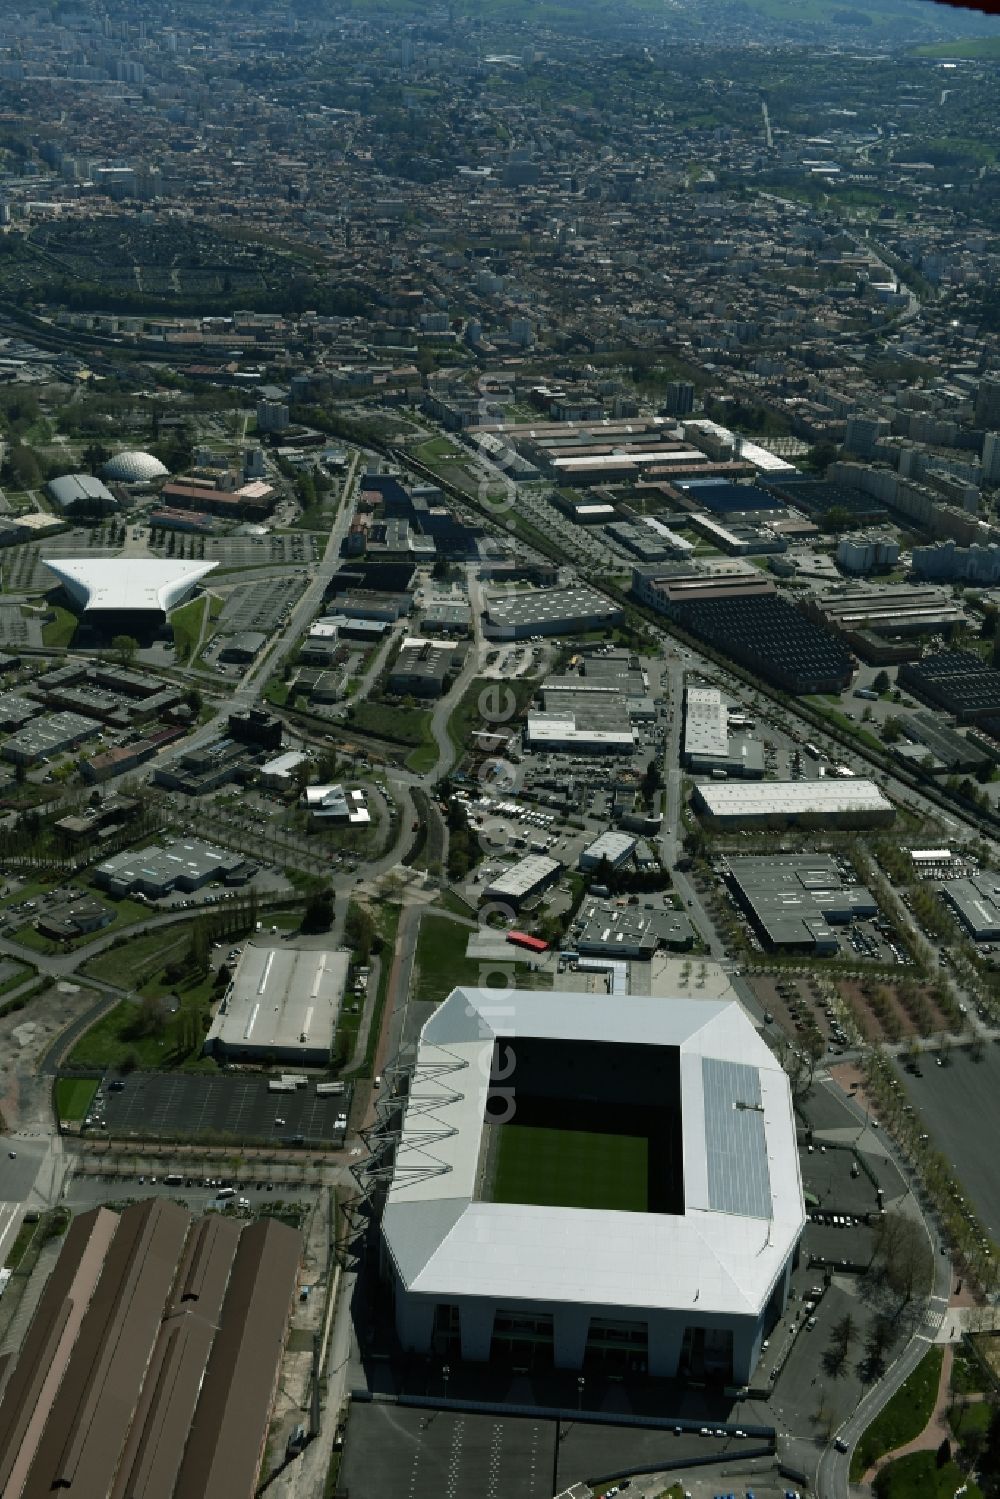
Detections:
387,639,462,698
303,784,371,824
260,751,310,790
482,854,562,910
942,872,1000,941
2,710,103,766
574,899,694,957
579,831,636,873
95,839,247,899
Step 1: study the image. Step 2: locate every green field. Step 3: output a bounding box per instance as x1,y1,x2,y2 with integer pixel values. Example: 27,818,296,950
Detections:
872,1452,982,1499
41,605,78,648
55,1076,99,1121
492,1124,648,1213
412,912,481,1004
851,1346,943,1481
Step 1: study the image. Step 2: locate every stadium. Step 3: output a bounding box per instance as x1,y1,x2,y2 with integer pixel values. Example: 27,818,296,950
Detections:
43,558,217,643
376,988,804,1384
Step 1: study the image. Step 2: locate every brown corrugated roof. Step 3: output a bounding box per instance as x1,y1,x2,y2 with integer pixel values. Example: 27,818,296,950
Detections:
109,1215,242,1499
2,1203,300,1499
0,1207,118,1499
174,1219,301,1499
21,1199,191,1499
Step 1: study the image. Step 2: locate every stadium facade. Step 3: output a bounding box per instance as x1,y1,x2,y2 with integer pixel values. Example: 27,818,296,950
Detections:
43,558,217,618
378,988,804,1384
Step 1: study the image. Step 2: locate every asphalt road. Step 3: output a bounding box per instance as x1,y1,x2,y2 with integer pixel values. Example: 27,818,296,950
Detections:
813,1081,951,1499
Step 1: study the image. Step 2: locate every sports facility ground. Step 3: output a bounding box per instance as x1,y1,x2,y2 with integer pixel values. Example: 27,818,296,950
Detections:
491,1123,649,1213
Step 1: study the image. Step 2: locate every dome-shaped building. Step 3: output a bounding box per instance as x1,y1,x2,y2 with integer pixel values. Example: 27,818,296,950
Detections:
102,450,169,483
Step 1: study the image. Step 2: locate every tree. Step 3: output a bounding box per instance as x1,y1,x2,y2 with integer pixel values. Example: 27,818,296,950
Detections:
872,670,891,694
821,505,853,533
936,1437,952,1468
128,993,169,1039
111,634,139,669
345,901,375,961
832,1310,856,1349
82,441,111,476
871,1209,933,1305
302,884,335,933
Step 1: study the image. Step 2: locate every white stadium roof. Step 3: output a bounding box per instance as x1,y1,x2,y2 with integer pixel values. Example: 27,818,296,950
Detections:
382,988,804,1319
43,558,217,614
102,450,169,482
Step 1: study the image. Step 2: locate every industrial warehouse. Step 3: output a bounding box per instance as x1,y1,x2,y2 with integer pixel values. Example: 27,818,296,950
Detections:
377,987,804,1384
724,853,879,954
203,945,349,1065
0,1200,300,1499
631,570,853,695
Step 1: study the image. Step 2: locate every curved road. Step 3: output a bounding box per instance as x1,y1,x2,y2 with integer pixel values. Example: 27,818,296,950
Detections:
814,1080,952,1499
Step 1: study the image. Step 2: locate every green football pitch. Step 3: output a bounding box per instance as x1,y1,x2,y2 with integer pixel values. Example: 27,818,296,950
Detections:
492,1125,649,1213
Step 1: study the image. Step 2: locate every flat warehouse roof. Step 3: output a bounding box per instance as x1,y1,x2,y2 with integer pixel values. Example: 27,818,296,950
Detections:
485,586,619,625
698,778,892,817
206,947,348,1054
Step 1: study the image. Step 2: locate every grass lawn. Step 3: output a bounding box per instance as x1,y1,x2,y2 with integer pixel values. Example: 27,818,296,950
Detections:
83,926,190,987
415,436,462,462
435,889,476,919
804,696,886,756
55,1076,99,1121
872,1452,982,1499
3,1218,36,1270
170,595,205,662
41,604,78,648
950,1400,992,1440
65,996,214,1070
347,699,434,749
446,675,536,759
950,1345,986,1397
851,1346,943,1481
405,740,440,775
492,1125,648,1213
412,912,481,1004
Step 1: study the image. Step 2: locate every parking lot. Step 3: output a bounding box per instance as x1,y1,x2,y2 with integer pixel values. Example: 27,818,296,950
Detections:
896,1044,1000,1238
91,1072,350,1146
341,1405,554,1499
201,533,318,570
340,1404,773,1499
216,574,305,637
0,600,41,649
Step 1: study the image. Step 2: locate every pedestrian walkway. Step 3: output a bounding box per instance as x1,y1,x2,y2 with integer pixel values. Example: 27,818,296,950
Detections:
860,1343,953,1487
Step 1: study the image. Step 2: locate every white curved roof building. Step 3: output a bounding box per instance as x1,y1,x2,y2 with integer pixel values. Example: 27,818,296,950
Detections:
102,450,169,483
380,987,804,1382
43,559,217,615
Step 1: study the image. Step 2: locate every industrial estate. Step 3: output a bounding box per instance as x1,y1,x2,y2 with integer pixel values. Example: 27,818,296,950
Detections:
3,2,1000,1499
